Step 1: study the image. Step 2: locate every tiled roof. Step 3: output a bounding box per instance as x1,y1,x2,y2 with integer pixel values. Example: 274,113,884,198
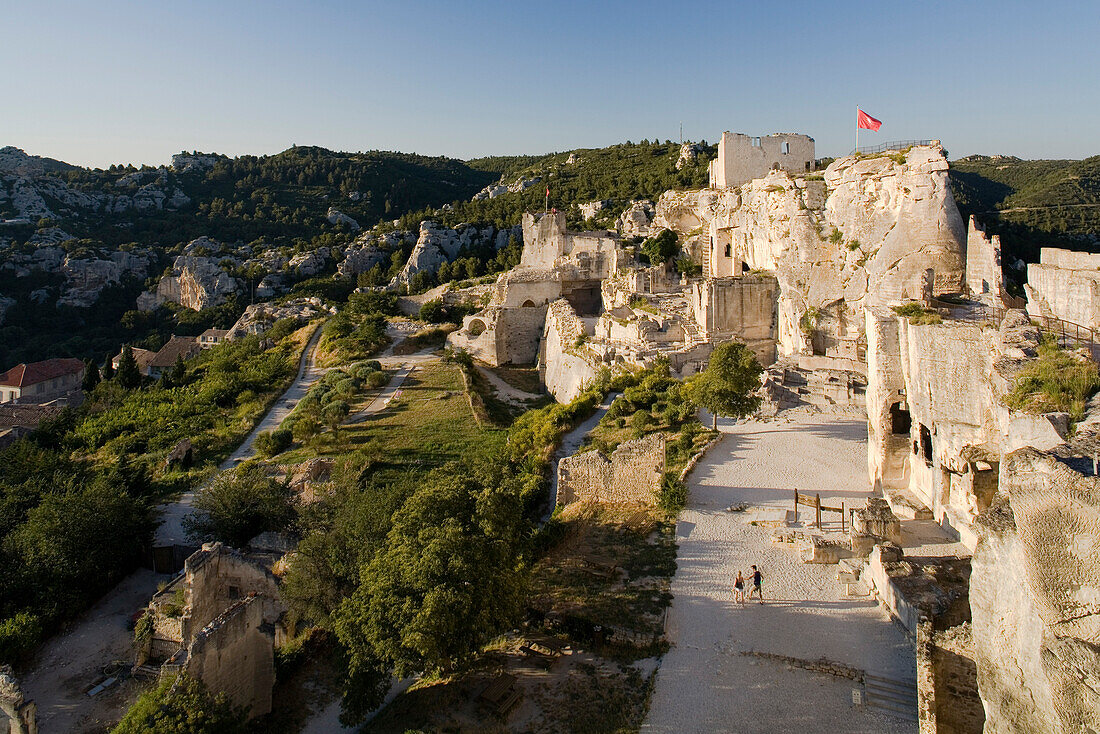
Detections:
0,403,65,429
0,358,84,388
150,336,201,368
199,328,229,339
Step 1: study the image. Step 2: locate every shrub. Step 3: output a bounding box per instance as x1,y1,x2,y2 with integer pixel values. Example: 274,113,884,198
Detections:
892,302,942,325
111,673,248,734
631,409,655,438
828,228,843,245
0,612,42,665
419,298,446,323
1004,340,1100,423
659,473,688,514
183,463,296,547
255,428,292,457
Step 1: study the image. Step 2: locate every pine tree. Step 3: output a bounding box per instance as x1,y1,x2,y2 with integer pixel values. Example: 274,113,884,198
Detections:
116,346,142,389
102,354,115,380
82,359,101,392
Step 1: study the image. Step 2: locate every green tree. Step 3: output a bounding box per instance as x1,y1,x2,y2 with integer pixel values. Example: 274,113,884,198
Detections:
418,298,446,323
111,673,248,734
183,463,296,547
334,469,527,679
101,354,115,380
82,359,101,392
684,341,763,429
322,400,350,433
115,346,142,389
641,228,679,264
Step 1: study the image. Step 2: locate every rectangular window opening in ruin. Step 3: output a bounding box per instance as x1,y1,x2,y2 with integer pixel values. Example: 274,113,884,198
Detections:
229,585,240,600
752,137,761,147
920,424,934,465
781,142,790,155
724,243,732,258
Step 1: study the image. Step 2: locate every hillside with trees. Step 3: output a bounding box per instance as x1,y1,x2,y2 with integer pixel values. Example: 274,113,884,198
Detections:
949,155,1100,267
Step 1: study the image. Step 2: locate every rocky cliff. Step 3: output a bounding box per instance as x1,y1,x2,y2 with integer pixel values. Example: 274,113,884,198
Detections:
142,254,240,311
971,445,1100,733
653,145,966,356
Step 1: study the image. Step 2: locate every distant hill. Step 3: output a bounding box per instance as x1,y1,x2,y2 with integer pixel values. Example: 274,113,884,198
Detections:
949,155,1100,266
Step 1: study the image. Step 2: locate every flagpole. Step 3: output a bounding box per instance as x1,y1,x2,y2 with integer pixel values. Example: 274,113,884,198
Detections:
855,106,858,156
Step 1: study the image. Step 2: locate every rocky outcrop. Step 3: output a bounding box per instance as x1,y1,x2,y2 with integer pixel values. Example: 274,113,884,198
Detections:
171,152,223,173
392,222,516,287
617,200,654,237
578,200,609,220
655,145,966,357
226,297,330,339
676,142,703,169
144,255,239,311
472,176,541,201
58,251,150,307
972,447,1100,734
326,207,359,231
289,247,330,277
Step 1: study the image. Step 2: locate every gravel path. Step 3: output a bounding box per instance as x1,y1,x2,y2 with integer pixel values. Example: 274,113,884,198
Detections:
155,322,326,546
643,415,917,734
475,364,542,405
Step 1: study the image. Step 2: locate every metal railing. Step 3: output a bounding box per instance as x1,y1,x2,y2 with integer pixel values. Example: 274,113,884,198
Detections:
979,305,1099,357
851,140,936,155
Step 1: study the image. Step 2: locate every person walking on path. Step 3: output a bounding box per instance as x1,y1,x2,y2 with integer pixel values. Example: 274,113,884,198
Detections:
733,571,746,603
748,565,764,604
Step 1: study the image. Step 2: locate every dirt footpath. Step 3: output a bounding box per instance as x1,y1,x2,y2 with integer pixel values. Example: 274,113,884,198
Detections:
644,416,917,734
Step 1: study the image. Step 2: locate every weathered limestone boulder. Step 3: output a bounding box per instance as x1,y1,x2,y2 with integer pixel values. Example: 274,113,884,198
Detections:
289,247,330,277
227,297,329,339
27,227,75,246
676,142,703,169
578,200,609,220
325,207,359,231
393,222,502,287
971,447,1100,734
337,242,388,278
171,152,221,173
617,200,655,238
147,255,240,311
850,497,903,555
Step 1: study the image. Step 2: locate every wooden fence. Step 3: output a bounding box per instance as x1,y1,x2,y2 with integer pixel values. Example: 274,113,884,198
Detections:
793,490,846,532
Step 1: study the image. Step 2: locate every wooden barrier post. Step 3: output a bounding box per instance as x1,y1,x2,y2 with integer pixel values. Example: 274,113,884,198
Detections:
841,502,845,533
815,493,822,529
793,488,798,516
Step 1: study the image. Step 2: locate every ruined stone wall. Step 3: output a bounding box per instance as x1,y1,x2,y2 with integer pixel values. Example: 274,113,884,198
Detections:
184,544,281,640
448,304,548,366
965,216,1007,304
708,132,815,188
690,275,777,364
916,621,985,734
184,596,275,719
557,433,666,505
539,299,599,403
1025,247,1100,330
520,212,619,274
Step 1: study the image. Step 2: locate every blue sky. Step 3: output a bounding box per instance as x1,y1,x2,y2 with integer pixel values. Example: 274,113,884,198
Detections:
2,0,1097,168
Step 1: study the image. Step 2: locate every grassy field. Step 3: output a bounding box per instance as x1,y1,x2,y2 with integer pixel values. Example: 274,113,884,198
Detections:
277,360,508,479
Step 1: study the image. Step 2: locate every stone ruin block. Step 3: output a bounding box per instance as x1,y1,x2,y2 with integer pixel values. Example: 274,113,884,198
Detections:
850,497,903,555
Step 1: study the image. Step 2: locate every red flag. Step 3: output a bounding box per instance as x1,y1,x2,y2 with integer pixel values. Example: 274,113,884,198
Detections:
857,109,882,131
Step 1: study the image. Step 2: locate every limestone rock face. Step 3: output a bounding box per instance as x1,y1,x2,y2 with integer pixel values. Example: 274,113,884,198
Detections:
171,152,222,173
617,200,655,238
972,448,1100,734
392,222,517,287
654,145,965,357
289,247,330,277
326,207,360,231
58,251,150,308
0,295,14,325
148,255,240,311
676,142,703,170
472,175,541,201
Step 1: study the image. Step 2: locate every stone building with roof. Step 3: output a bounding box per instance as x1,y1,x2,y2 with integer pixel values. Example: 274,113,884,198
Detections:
0,357,84,404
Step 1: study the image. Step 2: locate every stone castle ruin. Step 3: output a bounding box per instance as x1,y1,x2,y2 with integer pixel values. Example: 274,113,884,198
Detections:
708,132,816,188
137,542,288,719
447,131,1100,732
